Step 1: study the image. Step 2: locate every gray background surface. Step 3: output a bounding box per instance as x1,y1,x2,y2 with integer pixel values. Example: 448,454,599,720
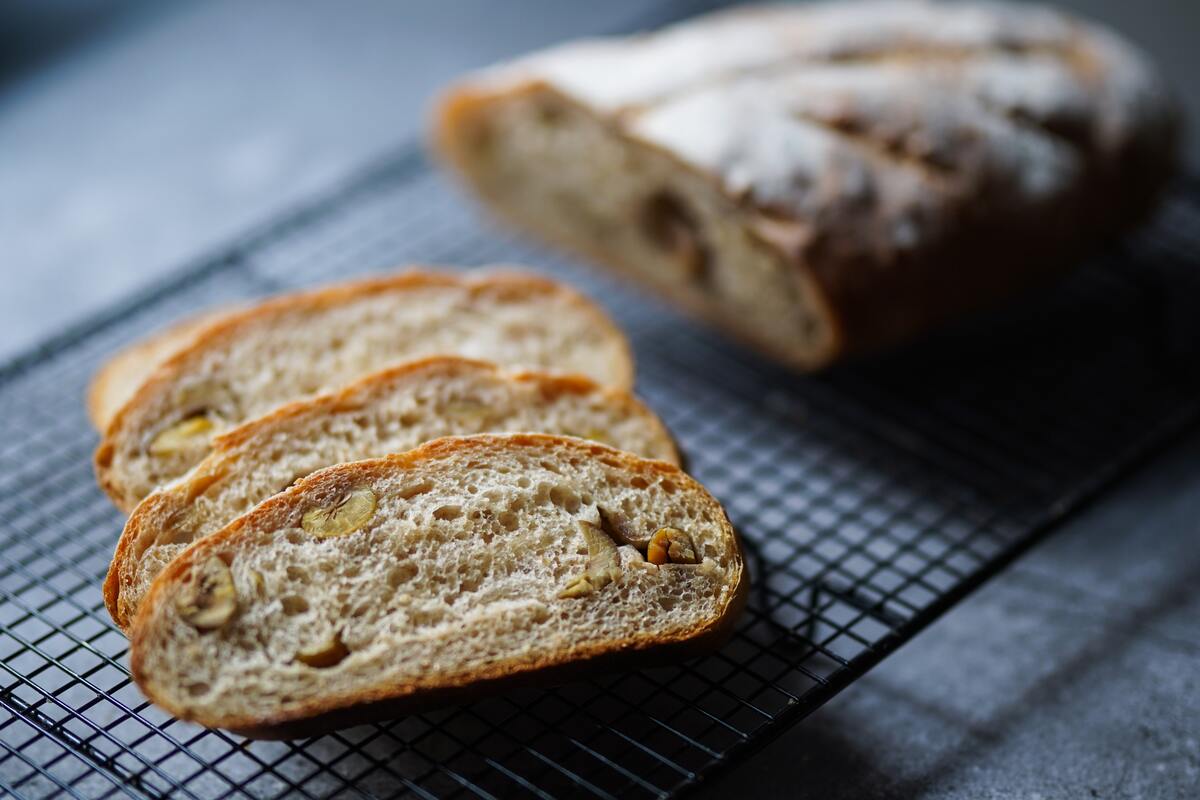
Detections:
2,2,1198,798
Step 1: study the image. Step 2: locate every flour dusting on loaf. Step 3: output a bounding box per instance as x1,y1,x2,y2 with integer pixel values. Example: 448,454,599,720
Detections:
437,0,1178,368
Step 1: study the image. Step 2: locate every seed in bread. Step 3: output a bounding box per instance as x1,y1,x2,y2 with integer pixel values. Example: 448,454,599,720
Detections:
434,0,1178,368
130,434,745,737
104,357,678,631
93,269,635,511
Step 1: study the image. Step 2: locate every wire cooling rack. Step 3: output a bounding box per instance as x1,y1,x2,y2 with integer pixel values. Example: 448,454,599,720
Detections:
3,61,1200,800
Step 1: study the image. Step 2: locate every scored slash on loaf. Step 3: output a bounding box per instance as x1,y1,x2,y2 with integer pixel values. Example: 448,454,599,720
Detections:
93,269,636,512
129,434,747,738
434,0,1179,368
104,356,680,631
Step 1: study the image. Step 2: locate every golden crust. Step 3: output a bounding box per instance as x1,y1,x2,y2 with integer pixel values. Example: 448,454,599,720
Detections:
129,434,746,736
103,356,680,631
86,311,231,432
93,268,636,512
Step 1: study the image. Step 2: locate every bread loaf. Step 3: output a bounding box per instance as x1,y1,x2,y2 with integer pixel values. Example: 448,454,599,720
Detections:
435,0,1178,368
130,434,745,737
105,357,678,631
94,270,634,510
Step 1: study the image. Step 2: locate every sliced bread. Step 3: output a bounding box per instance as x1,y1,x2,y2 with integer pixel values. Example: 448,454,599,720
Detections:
88,311,230,432
130,434,745,737
94,270,634,511
105,356,679,631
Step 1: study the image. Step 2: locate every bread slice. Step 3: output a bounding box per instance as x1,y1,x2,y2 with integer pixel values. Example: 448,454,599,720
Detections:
88,311,232,433
94,270,634,511
105,356,679,631
130,434,745,737
434,1,1177,368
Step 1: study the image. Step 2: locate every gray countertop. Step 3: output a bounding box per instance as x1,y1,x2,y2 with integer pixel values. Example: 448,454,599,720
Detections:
2,1,1197,797
701,429,1200,799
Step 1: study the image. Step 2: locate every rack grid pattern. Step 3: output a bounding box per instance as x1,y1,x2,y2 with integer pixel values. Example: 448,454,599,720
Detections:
1,141,1199,798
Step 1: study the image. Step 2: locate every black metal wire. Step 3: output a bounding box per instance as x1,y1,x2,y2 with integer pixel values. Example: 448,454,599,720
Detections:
2,59,1200,800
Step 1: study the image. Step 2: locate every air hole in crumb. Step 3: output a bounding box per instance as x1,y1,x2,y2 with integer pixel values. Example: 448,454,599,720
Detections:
517,476,532,488
397,481,434,500
630,476,649,489
433,505,462,521
286,566,307,582
549,486,580,513
186,682,210,697
640,190,712,287
281,595,309,615
660,479,678,494
497,511,518,531
657,596,678,611
388,562,418,587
